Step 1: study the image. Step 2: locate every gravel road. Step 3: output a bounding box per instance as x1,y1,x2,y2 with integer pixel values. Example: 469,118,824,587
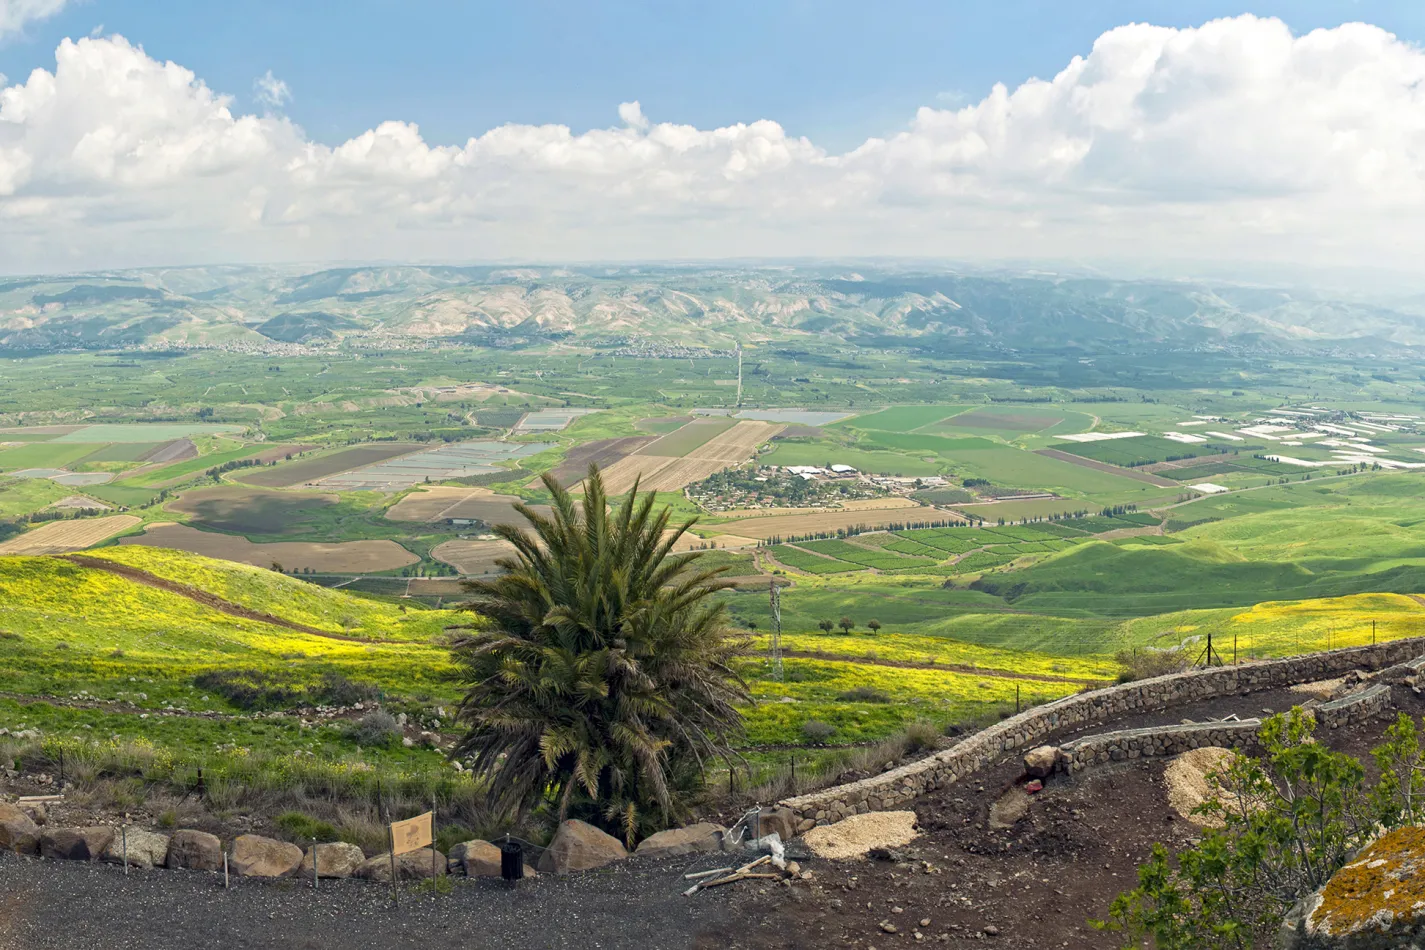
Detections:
0,850,782,950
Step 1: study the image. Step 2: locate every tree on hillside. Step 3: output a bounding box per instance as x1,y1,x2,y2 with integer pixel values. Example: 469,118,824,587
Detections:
838,616,855,634
818,619,836,633
450,466,749,845
867,619,881,634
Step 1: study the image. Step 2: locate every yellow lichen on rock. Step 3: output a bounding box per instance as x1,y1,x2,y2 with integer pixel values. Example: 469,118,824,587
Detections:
1309,826,1425,937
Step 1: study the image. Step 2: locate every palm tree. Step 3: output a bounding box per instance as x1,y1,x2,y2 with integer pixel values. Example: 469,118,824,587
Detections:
450,466,749,844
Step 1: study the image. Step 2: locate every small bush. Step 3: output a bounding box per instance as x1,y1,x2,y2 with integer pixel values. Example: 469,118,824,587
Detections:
801,720,837,743
1114,646,1190,683
275,811,340,843
836,686,891,703
0,630,20,641
193,669,299,711
54,642,70,651
902,721,940,754
110,648,126,659
318,672,379,707
345,710,402,748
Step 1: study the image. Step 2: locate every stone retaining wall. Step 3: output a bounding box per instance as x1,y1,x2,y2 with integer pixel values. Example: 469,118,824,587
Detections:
781,637,1425,828
1314,683,1393,728
1058,720,1262,773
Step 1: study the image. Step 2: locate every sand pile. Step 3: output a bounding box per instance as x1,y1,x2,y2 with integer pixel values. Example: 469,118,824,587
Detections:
1164,746,1244,827
802,811,919,860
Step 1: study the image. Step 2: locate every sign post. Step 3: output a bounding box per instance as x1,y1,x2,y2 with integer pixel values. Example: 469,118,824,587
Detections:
387,810,434,906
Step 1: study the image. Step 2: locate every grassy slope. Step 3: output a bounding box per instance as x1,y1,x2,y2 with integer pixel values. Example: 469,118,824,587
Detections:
77,545,446,639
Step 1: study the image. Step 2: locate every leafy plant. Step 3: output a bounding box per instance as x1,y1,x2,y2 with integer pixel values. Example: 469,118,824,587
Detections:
801,720,836,743
345,709,402,748
1097,709,1420,948
450,466,748,846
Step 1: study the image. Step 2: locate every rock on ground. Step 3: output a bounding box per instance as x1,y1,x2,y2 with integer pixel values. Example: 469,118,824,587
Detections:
802,811,919,861
448,840,536,878
0,802,40,855
1282,826,1425,949
100,829,170,870
300,842,366,880
988,787,1031,830
634,823,725,859
166,830,223,871
40,826,114,862
756,807,798,844
1023,745,1059,779
229,834,303,878
537,820,628,874
354,848,447,882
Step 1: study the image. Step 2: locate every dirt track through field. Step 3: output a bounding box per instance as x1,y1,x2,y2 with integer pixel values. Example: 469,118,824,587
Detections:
60,554,395,643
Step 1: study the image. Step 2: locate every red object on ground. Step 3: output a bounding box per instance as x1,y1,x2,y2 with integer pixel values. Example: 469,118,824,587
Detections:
1024,780,1044,793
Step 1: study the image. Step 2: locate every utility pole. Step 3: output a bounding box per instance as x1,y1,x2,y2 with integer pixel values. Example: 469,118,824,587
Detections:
770,577,783,682
736,342,743,408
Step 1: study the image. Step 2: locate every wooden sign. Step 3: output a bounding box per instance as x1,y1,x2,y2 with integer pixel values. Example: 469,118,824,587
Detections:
390,812,433,855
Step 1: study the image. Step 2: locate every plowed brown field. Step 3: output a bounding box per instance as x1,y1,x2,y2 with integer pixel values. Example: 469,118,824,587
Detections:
685,421,785,461
118,523,417,572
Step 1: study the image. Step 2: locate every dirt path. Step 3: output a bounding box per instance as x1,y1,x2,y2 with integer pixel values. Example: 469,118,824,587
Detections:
779,649,1108,686
60,555,394,643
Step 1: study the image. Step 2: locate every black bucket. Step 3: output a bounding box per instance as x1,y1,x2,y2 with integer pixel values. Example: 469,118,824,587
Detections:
500,840,525,881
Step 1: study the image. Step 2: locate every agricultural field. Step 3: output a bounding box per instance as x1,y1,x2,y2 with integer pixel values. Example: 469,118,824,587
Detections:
118,523,419,572
431,538,518,574
384,485,544,524
236,443,424,488
168,486,340,533
0,515,142,554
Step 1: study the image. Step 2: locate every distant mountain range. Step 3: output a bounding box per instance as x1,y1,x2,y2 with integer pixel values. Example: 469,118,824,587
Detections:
3,263,1424,354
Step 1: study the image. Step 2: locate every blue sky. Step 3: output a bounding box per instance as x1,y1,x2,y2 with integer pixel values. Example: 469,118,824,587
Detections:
5,1,1425,151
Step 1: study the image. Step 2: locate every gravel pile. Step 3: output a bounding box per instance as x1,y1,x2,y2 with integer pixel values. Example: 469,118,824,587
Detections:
1164,746,1238,826
802,811,918,860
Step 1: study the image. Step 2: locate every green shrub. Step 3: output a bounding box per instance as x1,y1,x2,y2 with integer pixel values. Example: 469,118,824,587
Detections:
345,709,402,748
836,686,891,703
275,811,340,843
801,720,836,743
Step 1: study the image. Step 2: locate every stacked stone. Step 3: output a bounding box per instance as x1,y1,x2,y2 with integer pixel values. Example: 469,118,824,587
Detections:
782,637,1425,828
1314,683,1392,729
1058,721,1261,773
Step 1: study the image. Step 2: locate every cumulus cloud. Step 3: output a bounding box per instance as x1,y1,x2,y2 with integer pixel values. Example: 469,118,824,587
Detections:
2,16,1425,272
0,0,68,41
254,69,291,110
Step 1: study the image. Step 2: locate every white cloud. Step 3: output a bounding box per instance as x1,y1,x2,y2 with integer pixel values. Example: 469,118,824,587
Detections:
618,100,649,130
0,0,68,41
3,16,1425,272
254,69,291,110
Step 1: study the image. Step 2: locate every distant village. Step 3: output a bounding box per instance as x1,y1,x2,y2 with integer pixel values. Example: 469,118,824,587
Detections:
684,463,949,512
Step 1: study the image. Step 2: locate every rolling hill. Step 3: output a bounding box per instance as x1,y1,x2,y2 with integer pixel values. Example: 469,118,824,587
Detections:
5,263,1425,353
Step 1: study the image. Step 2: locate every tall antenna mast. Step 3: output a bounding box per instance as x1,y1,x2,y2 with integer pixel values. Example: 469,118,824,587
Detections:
736,342,743,407
769,577,783,682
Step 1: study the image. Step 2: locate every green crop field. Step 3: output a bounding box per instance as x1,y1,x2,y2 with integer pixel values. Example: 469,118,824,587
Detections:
0,442,100,471
846,405,971,432
1050,435,1219,467
768,544,865,574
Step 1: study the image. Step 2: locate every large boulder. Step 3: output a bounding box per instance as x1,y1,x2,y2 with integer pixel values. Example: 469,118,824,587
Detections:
1023,745,1060,779
756,806,798,844
1281,826,1425,948
354,848,447,882
635,822,725,859
229,834,303,878
448,839,537,878
101,829,171,870
299,841,366,880
167,830,223,871
0,802,40,855
40,826,114,861
537,820,628,874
